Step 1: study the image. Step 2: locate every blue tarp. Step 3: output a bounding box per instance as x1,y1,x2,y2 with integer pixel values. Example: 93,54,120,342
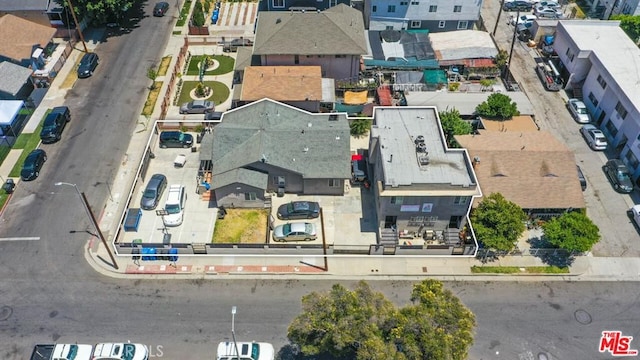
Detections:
141,247,157,261
169,248,178,262
211,9,219,24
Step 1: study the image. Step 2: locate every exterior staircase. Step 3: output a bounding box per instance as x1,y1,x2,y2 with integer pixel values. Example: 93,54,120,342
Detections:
200,172,212,202
572,81,584,100
380,228,399,246
264,193,272,208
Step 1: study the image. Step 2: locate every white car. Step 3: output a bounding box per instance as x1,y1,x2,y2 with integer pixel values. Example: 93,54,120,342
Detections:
536,0,560,9
534,6,563,18
580,124,608,151
216,341,275,360
163,184,186,226
567,98,591,123
511,14,537,26
92,343,149,360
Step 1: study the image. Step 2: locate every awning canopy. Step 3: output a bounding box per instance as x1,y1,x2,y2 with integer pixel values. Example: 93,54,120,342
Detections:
0,100,23,125
423,69,447,85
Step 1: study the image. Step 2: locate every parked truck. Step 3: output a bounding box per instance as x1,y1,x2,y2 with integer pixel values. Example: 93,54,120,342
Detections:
30,344,93,360
535,58,562,92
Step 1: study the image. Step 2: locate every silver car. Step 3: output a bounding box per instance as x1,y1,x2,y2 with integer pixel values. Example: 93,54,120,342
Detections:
567,98,591,123
179,100,215,114
272,222,317,242
580,124,608,151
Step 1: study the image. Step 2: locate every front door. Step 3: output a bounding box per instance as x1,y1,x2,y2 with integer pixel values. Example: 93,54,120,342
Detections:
384,216,397,228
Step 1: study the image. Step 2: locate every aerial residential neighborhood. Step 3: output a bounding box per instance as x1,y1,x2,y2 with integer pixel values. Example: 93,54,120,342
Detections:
2,0,640,358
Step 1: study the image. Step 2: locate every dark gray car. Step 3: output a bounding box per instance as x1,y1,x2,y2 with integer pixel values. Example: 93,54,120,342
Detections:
77,52,99,78
603,159,634,194
140,174,167,210
277,201,320,220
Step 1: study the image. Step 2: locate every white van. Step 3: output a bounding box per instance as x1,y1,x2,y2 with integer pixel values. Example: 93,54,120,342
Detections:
163,184,186,226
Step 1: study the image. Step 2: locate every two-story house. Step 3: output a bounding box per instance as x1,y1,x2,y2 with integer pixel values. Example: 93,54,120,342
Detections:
555,20,640,185
253,4,368,82
364,0,482,31
368,106,482,255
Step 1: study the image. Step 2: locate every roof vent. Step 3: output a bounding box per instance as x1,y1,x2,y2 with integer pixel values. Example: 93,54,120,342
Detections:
303,147,309,152
308,122,312,127
329,114,338,121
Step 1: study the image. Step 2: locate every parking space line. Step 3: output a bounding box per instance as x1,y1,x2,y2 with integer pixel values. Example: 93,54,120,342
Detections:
0,237,41,241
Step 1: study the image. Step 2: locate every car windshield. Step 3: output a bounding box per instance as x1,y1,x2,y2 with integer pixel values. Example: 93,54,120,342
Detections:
282,224,292,234
67,345,78,360
122,344,136,360
179,133,186,141
165,204,181,214
23,158,35,170
616,170,631,181
43,117,56,130
576,107,587,114
143,189,156,199
80,57,91,66
305,223,313,234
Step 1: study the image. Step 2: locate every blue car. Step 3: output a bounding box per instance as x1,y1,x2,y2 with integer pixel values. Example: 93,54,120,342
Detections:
21,149,47,181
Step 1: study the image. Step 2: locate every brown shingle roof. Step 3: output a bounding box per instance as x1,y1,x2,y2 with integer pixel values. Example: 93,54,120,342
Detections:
0,14,55,62
241,66,322,101
455,131,585,210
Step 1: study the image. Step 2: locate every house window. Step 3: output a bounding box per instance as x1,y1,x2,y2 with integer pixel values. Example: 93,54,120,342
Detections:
457,20,468,29
335,55,346,58
385,25,394,30
294,55,299,64
328,179,340,187
588,92,599,107
388,5,396,12
615,101,628,120
272,0,284,8
454,5,462,12
372,5,377,12
453,196,466,205
597,74,607,89
244,192,257,201
411,1,419,4
605,120,618,137
429,5,437,12
390,196,404,205
626,151,639,170
565,48,575,62
400,1,407,5
410,20,421,28
438,20,446,28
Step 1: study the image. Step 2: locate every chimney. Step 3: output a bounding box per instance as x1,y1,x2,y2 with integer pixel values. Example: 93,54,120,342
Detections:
472,156,480,170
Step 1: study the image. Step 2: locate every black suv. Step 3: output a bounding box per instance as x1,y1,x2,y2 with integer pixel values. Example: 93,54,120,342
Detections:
40,106,70,143
159,131,194,148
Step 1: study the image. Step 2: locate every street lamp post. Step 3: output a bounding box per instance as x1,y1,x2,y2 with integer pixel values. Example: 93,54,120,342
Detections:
55,182,118,269
231,306,241,360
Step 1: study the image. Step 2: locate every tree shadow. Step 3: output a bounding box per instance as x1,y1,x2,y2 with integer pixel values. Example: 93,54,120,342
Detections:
527,234,575,267
103,0,145,39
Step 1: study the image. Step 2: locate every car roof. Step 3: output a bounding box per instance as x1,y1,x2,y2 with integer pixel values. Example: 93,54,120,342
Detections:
289,222,309,232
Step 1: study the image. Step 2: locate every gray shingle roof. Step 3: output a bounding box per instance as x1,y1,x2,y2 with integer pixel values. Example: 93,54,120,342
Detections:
209,99,351,179
253,4,367,55
212,168,269,189
0,0,49,11
0,62,32,96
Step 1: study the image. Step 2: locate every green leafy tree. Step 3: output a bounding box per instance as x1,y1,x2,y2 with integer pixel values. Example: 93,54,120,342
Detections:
287,280,476,360
471,192,527,252
192,1,205,27
495,49,509,68
350,118,371,137
542,211,600,252
147,66,158,89
475,93,519,119
55,0,134,25
439,108,473,148
611,14,640,44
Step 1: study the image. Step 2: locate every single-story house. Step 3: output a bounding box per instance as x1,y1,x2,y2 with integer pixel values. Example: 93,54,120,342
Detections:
232,65,335,113
199,99,351,207
0,62,34,100
0,14,56,67
455,130,586,217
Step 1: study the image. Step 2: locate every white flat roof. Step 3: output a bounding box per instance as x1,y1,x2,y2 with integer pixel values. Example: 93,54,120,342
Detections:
0,100,23,125
559,20,640,106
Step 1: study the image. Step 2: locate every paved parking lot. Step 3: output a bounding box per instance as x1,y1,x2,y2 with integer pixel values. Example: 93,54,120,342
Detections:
120,136,219,244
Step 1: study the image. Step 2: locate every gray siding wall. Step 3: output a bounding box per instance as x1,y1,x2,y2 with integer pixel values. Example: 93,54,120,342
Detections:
215,183,266,208
304,178,344,195
246,162,305,193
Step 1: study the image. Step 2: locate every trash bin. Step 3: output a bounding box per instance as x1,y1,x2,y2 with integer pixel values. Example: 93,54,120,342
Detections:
3,179,15,194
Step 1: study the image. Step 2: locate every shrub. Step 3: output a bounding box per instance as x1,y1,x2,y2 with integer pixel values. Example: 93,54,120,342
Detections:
192,1,205,27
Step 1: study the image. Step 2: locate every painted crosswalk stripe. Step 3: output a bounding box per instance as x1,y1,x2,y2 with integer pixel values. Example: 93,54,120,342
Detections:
0,237,41,241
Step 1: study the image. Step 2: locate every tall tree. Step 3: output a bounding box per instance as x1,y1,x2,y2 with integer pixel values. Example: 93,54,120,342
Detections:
475,93,520,120
471,192,527,252
439,108,473,147
611,14,640,44
542,211,600,252
287,280,476,360
55,0,134,25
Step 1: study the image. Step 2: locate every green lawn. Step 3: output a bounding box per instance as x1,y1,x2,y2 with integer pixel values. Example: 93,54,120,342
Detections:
470,266,570,274
176,0,192,27
9,123,43,178
186,55,235,76
177,81,230,106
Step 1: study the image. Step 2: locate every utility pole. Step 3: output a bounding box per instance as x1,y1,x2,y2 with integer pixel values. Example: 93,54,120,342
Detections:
505,10,520,87
66,0,88,52
492,0,507,36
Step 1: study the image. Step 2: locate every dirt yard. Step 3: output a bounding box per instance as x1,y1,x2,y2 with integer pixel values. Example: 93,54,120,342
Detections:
211,209,269,244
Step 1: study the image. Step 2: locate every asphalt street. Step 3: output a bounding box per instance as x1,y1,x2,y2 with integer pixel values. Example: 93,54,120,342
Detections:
481,0,640,257
2,278,640,359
